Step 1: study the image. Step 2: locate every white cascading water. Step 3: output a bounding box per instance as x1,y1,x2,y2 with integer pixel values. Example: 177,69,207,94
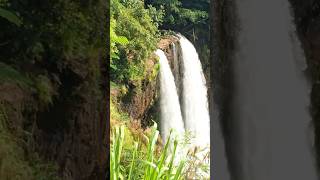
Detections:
179,35,210,147
232,0,318,179
158,37,210,177
156,49,185,143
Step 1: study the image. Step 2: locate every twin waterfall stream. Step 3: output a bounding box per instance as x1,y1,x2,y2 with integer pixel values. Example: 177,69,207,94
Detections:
156,35,210,163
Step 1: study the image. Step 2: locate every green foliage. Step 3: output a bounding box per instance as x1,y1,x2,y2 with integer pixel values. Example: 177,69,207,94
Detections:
57,1,105,59
0,62,33,88
0,105,33,179
34,75,54,107
110,18,129,63
0,0,106,66
110,100,210,179
147,0,208,29
150,62,160,81
0,63,55,107
110,0,163,86
178,8,208,24
110,99,131,122
128,141,138,180
110,123,186,180
0,7,22,26
111,126,125,180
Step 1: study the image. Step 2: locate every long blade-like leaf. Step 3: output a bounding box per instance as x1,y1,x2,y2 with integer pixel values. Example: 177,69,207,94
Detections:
0,8,22,26
128,142,138,180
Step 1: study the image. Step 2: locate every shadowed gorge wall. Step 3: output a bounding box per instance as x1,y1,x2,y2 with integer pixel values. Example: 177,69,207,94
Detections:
210,0,320,179
289,0,320,170
210,0,237,179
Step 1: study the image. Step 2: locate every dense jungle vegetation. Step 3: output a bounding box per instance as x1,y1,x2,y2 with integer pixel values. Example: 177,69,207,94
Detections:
110,0,210,179
0,0,107,179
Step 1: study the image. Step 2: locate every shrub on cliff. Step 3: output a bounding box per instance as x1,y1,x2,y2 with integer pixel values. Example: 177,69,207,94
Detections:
110,0,163,85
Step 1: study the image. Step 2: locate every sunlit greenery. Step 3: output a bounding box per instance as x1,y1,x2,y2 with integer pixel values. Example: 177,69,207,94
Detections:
110,0,163,86
111,123,186,180
146,0,208,28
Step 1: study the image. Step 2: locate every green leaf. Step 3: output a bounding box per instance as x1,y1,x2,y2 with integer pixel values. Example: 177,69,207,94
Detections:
0,7,22,26
114,36,129,45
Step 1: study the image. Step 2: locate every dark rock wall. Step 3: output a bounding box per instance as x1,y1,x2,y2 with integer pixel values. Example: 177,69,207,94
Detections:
36,58,108,180
124,79,158,122
210,0,320,175
122,36,179,128
289,0,320,170
209,0,238,178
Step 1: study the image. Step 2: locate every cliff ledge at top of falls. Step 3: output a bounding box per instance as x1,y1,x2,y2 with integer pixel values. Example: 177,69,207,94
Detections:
158,36,180,69
158,36,180,50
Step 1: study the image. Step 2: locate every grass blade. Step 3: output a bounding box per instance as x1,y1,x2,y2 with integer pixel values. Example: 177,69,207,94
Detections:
128,142,138,180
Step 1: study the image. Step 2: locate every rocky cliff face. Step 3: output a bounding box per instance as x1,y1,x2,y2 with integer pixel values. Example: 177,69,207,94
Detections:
120,36,180,128
35,58,108,179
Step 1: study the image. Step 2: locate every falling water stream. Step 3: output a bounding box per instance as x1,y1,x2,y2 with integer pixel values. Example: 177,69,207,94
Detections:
230,0,318,179
158,34,212,178
179,35,210,147
156,49,185,143
157,36,210,148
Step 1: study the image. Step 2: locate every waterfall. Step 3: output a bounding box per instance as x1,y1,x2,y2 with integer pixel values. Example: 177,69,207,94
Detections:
157,37,210,177
231,0,318,179
179,35,210,147
156,49,185,143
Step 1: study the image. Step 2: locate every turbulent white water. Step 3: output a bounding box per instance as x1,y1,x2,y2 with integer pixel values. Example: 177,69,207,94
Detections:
179,35,210,147
232,0,318,179
156,49,185,142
